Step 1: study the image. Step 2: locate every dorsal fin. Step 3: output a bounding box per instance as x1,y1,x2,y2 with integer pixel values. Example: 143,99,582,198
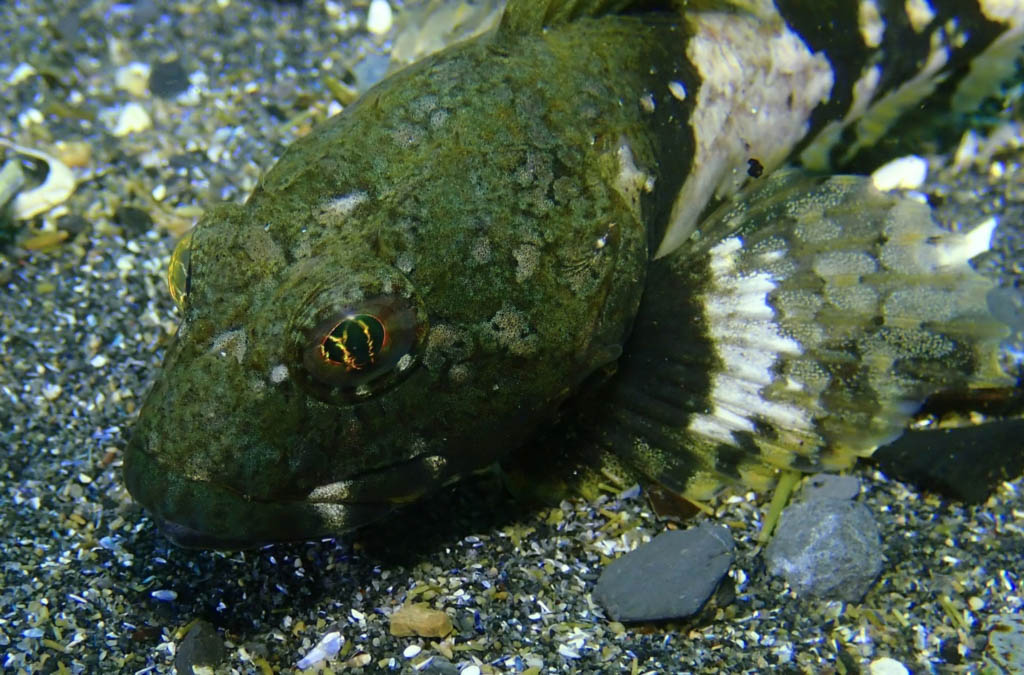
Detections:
497,0,654,36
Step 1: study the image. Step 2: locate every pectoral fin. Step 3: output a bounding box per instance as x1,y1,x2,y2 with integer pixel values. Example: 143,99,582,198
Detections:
581,170,1012,501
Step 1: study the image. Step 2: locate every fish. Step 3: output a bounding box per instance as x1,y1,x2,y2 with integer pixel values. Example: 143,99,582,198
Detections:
124,0,1024,548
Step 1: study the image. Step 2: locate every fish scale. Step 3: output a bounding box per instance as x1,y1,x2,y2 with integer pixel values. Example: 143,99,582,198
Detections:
124,0,1023,547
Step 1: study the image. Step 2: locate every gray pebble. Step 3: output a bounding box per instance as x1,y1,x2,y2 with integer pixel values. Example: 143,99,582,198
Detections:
593,524,734,622
765,499,883,602
421,655,459,675
800,474,861,502
149,59,191,99
113,205,154,236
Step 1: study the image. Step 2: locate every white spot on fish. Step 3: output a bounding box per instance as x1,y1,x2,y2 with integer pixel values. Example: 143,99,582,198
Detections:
315,191,369,226
514,243,539,282
688,236,810,444
904,0,936,33
800,62,881,170
613,140,654,221
211,329,247,364
838,31,949,164
858,0,885,48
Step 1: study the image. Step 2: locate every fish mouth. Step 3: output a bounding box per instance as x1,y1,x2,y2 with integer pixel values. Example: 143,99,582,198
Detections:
123,439,447,549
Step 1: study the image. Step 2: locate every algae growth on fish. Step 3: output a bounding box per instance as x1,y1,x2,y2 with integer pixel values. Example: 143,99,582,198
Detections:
124,0,1024,547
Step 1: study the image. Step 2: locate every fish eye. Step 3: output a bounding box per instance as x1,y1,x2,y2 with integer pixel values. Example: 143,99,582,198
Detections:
302,295,422,393
167,228,194,310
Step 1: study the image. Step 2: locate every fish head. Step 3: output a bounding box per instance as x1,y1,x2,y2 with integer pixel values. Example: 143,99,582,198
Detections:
124,45,651,547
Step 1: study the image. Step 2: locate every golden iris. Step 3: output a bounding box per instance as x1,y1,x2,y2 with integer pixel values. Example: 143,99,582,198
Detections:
320,314,387,371
167,228,194,310
302,296,422,393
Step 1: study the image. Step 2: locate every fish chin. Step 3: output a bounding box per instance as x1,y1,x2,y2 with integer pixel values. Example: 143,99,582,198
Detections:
123,438,423,549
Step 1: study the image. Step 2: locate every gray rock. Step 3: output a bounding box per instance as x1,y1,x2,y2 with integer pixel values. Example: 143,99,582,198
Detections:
765,499,883,602
593,524,734,622
800,474,861,502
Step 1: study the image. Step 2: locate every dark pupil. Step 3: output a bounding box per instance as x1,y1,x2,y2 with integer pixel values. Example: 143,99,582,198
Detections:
323,315,385,370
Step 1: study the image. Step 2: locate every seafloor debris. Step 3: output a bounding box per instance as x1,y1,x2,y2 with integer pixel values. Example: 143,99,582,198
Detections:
0,140,76,220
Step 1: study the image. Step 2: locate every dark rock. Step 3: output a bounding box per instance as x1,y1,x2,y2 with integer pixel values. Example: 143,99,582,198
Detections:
800,474,861,502
593,524,734,622
56,214,90,236
174,620,225,674
131,0,162,29
53,11,83,42
872,418,1024,504
149,59,190,99
765,499,882,602
113,205,153,236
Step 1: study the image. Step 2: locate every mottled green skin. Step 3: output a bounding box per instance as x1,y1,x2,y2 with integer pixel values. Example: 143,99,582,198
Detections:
124,15,694,546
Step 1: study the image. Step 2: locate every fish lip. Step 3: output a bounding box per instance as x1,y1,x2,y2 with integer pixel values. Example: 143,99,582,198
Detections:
155,518,288,550
123,439,397,549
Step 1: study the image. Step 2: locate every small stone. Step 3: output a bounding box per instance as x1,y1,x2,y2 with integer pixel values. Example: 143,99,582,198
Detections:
390,603,453,638
54,141,92,168
56,216,89,237
871,155,928,191
765,499,883,602
110,103,152,136
115,62,152,97
345,652,372,667
131,0,161,29
42,384,62,401
114,205,154,236
800,474,861,502
149,59,190,98
420,655,458,674
366,0,394,35
869,657,909,675
403,644,422,658
174,620,226,674
593,524,735,622
22,230,69,251
7,62,36,86
296,630,343,670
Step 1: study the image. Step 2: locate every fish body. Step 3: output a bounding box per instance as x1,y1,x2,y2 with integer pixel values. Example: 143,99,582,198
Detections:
124,0,1023,547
